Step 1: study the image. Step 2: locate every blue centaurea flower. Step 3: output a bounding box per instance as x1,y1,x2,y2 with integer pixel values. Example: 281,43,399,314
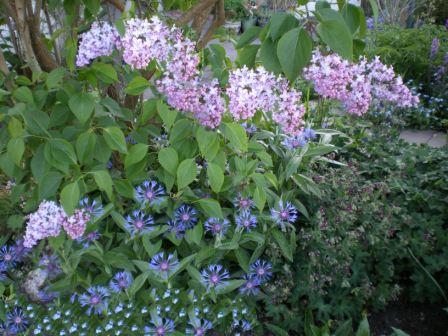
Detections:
79,198,104,218
167,220,186,239
239,275,260,296
135,180,165,207
0,263,8,281
110,271,133,293
79,286,110,315
6,307,28,333
78,231,101,248
0,245,16,269
0,321,17,335
270,200,298,230
282,135,307,150
144,317,175,336
124,210,154,237
200,264,229,290
233,194,254,211
204,218,230,237
235,210,257,232
13,239,31,262
302,128,316,140
249,260,272,283
39,254,62,280
186,318,213,335
149,252,179,279
174,205,198,229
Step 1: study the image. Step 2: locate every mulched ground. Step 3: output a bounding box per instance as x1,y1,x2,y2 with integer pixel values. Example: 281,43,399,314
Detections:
369,302,448,336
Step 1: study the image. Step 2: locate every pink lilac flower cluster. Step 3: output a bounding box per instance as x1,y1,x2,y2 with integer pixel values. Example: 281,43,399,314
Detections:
226,66,278,120
76,22,120,67
226,66,305,135
364,56,420,108
60,209,91,240
23,201,90,248
303,50,419,115
121,17,174,69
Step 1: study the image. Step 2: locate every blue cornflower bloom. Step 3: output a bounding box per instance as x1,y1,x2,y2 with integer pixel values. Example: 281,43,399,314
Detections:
174,205,198,229
200,264,229,290
270,200,298,230
241,122,257,135
135,180,165,207
167,220,186,239
239,275,260,296
110,271,133,293
235,210,257,232
149,252,179,279
0,263,8,281
0,245,16,269
145,317,175,336
79,286,110,315
204,218,230,237
13,239,31,262
6,307,28,333
39,254,62,280
78,231,101,248
302,128,317,140
125,210,154,237
0,321,17,335
249,260,272,283
233,194,254,211
282,135,307,150
79,197,104,218
186,318,213,335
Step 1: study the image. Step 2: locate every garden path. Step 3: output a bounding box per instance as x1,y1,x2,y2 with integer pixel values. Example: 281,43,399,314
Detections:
399,130,447,148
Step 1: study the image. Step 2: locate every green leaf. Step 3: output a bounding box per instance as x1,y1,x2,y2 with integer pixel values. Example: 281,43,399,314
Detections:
8,117,23,138
13,86,33,104
68,92,95,124
124,76,150,95
196,127,220,161
391,328,410,336
270,13,298,40
236,45,259,68
234,248,250,273
334,319,353,336
207,163,224,193
277,28,312,82
176,158,197,189
368,0,379,27
342,4,362,35
46,68,66,89
103,126,127,153
125,143,148,168
92,62,118,83
93,170,113,199
185,222,203,246
266,323,289,336
198,198,223,218
142,236,162,258
169,253,197,279
76,132,96,165
236,26,261,49
7,138,25,166
253,186,266,212
128,271,149,297
84,0,100,14
170,119,193,144
260,38,282,73
158,147,179,176
216,279,246,295
60,181,80,215
272,229,293,262
355,317,370,336
220,122,248,152
316,20,353,60
141,99,158,123
157,101,178,130
39,171,63,200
